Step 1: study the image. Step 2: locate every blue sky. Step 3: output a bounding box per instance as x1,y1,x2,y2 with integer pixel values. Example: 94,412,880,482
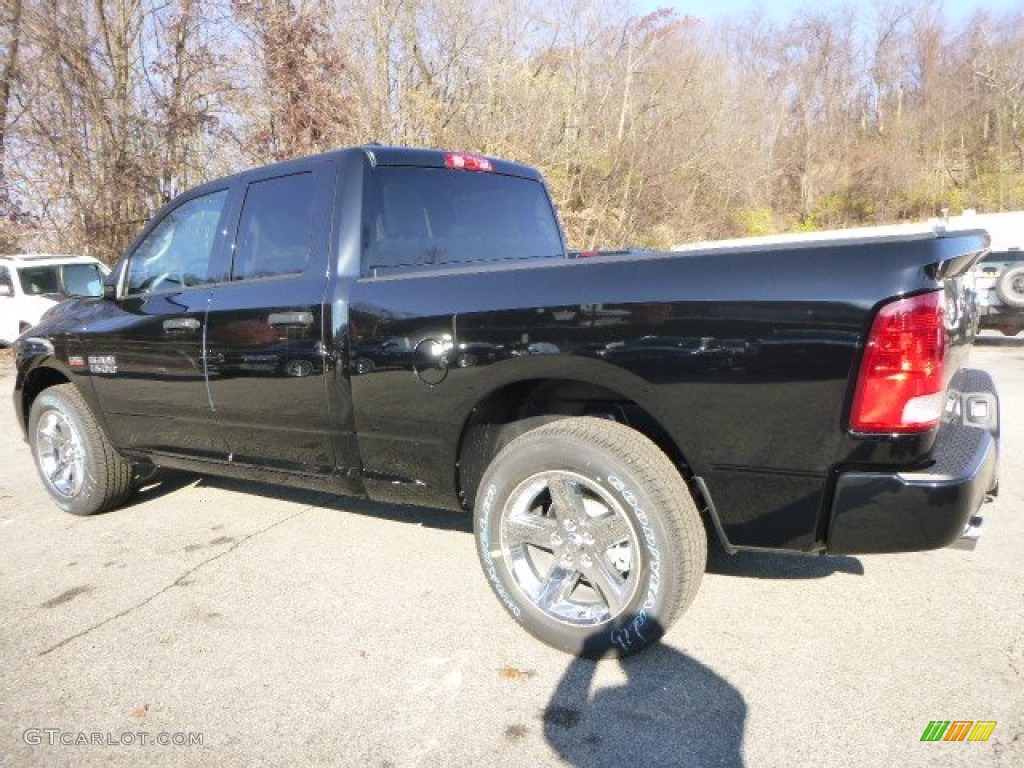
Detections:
634,0,1023,21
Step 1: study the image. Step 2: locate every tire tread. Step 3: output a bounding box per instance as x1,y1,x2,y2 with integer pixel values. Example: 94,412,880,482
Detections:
523,417,705,631
31,384,133,515
477,416,706,655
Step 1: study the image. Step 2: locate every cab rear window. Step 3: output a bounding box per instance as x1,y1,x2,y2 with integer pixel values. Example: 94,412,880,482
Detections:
364,168,564,274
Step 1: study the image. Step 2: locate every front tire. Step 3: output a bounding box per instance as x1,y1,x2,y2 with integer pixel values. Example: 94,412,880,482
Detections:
474,417,705,657
283,359,314,377
29,384,133,516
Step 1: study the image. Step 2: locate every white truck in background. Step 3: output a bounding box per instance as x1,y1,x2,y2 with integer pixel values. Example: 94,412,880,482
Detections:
0,254,110,344
947,211,1024,336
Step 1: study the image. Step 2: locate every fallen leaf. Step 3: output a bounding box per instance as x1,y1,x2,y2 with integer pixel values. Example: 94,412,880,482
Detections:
498,666,536,681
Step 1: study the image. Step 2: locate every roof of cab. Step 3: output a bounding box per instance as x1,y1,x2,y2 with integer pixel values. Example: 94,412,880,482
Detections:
189,145,544,196
361,146,543,181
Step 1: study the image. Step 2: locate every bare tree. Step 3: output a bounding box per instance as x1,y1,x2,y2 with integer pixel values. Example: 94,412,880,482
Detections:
0,0,24,248
2,0,1023,256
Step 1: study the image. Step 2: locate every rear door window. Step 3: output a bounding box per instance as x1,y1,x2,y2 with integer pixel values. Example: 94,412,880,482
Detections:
365,168,564,274
231,173,316,281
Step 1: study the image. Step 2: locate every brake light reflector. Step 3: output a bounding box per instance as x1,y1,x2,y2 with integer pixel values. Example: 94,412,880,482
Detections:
445,153,493,172
850,291,947,433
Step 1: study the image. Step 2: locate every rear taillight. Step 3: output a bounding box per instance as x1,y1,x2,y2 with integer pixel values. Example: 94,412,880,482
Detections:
444,153,493,172
850,290,947,433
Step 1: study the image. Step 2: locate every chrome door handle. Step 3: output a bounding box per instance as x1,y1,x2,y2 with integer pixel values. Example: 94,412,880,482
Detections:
163,317,200,332
268,311,314,327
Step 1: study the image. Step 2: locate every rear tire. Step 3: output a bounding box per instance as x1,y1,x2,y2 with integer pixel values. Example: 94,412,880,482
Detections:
996,265,1024,308
28,384,133,516
474,417,705,657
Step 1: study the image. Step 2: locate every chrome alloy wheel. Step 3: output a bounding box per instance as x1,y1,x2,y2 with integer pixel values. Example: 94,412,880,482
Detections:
35,409,86,498
284,359,314,377
500,470,641,627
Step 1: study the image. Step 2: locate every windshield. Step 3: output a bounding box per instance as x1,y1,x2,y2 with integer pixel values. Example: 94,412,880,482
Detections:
18,263,108,297
365,167,565,273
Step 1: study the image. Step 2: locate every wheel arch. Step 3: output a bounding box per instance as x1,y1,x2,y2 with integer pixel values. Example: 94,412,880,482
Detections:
18,365,72,432
455,376,696,511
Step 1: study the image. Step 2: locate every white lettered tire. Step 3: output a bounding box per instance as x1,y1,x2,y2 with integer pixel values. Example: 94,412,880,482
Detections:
475,417,706,657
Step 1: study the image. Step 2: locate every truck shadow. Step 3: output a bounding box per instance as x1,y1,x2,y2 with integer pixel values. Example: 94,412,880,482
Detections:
706,538,864,579
122,472,869,572
119,468,205,510
319,494,474,533
543,627,746,768
183,473,476,533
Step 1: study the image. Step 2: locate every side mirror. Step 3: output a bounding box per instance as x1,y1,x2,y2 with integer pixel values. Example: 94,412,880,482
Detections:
102,272,119,300
0,283,12,298
64,272,105,299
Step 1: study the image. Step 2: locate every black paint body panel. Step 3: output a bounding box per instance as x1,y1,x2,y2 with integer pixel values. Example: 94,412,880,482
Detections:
347,234,986,550
828,369,999,553
12,146,996,554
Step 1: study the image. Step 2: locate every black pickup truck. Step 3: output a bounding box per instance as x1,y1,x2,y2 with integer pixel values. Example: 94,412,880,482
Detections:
12,146,1000,657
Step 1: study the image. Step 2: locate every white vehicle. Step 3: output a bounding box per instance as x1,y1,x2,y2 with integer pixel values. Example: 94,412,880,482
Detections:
949,212,1024,336
0,254,110,344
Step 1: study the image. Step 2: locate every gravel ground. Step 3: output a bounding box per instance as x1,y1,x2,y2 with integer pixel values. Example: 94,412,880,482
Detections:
0,339,1020,767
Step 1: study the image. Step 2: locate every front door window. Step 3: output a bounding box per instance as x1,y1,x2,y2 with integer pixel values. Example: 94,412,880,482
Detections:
126,191,229,295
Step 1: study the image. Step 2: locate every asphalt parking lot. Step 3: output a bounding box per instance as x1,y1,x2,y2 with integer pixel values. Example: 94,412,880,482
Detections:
0,339,1021,768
